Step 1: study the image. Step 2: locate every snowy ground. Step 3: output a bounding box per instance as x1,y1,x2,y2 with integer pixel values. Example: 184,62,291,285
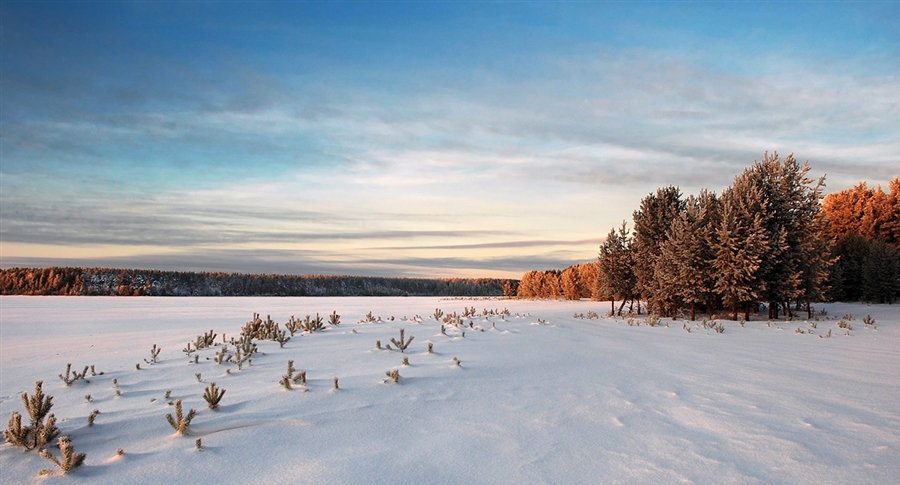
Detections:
1,296,897,484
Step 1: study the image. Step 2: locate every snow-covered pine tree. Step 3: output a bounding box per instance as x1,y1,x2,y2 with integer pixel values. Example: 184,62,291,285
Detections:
632,186,685,316
598,221,637,315
713,182,769,321
657,190,721,320
725,152,825,319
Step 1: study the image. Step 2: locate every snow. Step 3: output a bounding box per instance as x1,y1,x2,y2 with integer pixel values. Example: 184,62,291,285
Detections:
1,296,898,484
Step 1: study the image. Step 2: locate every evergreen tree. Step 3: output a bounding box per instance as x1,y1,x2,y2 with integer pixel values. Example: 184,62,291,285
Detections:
861,239,900,303
632,186,684,315
657,191,721,320
713,183,769,320
598,222,637,315
560,266,581,300
731,152,823,318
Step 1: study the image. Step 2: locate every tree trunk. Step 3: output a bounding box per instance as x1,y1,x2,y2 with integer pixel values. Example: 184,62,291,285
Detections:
690,302,696,321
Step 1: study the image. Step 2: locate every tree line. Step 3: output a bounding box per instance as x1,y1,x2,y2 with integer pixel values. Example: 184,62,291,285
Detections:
0,267,515,297
518,153,899,318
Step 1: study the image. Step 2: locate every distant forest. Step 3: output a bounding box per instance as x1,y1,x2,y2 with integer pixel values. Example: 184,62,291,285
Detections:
0,268,515,297
518,153,899,318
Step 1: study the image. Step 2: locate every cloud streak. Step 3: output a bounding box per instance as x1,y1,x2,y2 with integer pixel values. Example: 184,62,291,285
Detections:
1,2,897,277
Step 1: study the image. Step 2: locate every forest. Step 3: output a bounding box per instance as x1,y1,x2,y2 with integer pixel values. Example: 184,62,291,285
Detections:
517,153,899,318
0,268,512,297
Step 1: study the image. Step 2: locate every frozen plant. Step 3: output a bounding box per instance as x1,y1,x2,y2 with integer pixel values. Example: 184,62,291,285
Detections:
333,377,339,390
275,330,290,348
87,409,99,427
59,364,89,386
385,369,400,383
286,315,302,336
293,370,307,387
863,314,875,326
280,361,297,390
329,311,341,325
195,373,202,383
3,381,59,451
214,345,230,364
165,400,196,435
203,382,225,410
196,438,202,450
195,329,217,349
391,328,414,352
402,357,409,366
302,314,325,333
433,308,444,320
39,437,86,476
427,343,433,354
145,344,161,364
84,394,92,403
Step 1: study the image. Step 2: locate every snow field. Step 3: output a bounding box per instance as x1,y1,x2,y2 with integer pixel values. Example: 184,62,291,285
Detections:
1,297,898,484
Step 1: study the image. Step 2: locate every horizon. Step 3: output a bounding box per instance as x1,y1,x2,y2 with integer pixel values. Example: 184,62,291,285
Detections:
2,2,898,278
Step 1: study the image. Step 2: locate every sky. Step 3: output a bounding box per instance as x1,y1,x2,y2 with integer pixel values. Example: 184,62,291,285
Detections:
1,1,898,278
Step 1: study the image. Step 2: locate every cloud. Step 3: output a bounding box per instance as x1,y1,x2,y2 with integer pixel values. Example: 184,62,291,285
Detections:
0,249,584,279
2,7,897,277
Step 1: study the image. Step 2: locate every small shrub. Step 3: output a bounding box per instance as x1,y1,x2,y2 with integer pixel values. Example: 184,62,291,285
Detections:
391,328,414,353
165,400,196,435
203,383,225,410
385,369,400,383
195,329,217,350
145,344,161,365
39,437,86,475
87,409,100,427
863,314,875,326
3,381,59,451
59,364,89,386
329,311,341,326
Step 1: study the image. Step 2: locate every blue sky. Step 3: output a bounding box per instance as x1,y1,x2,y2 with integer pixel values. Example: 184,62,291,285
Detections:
1,1,898,278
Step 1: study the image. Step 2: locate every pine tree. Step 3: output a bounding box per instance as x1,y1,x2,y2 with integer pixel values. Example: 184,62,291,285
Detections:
632,186,685,315
862,240,900,303
560,266,581,300
657,191,721,320
598,222,637,315
714,183,769,320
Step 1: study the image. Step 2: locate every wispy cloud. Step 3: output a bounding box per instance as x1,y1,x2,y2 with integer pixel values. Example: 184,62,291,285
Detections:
2,2,897,277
